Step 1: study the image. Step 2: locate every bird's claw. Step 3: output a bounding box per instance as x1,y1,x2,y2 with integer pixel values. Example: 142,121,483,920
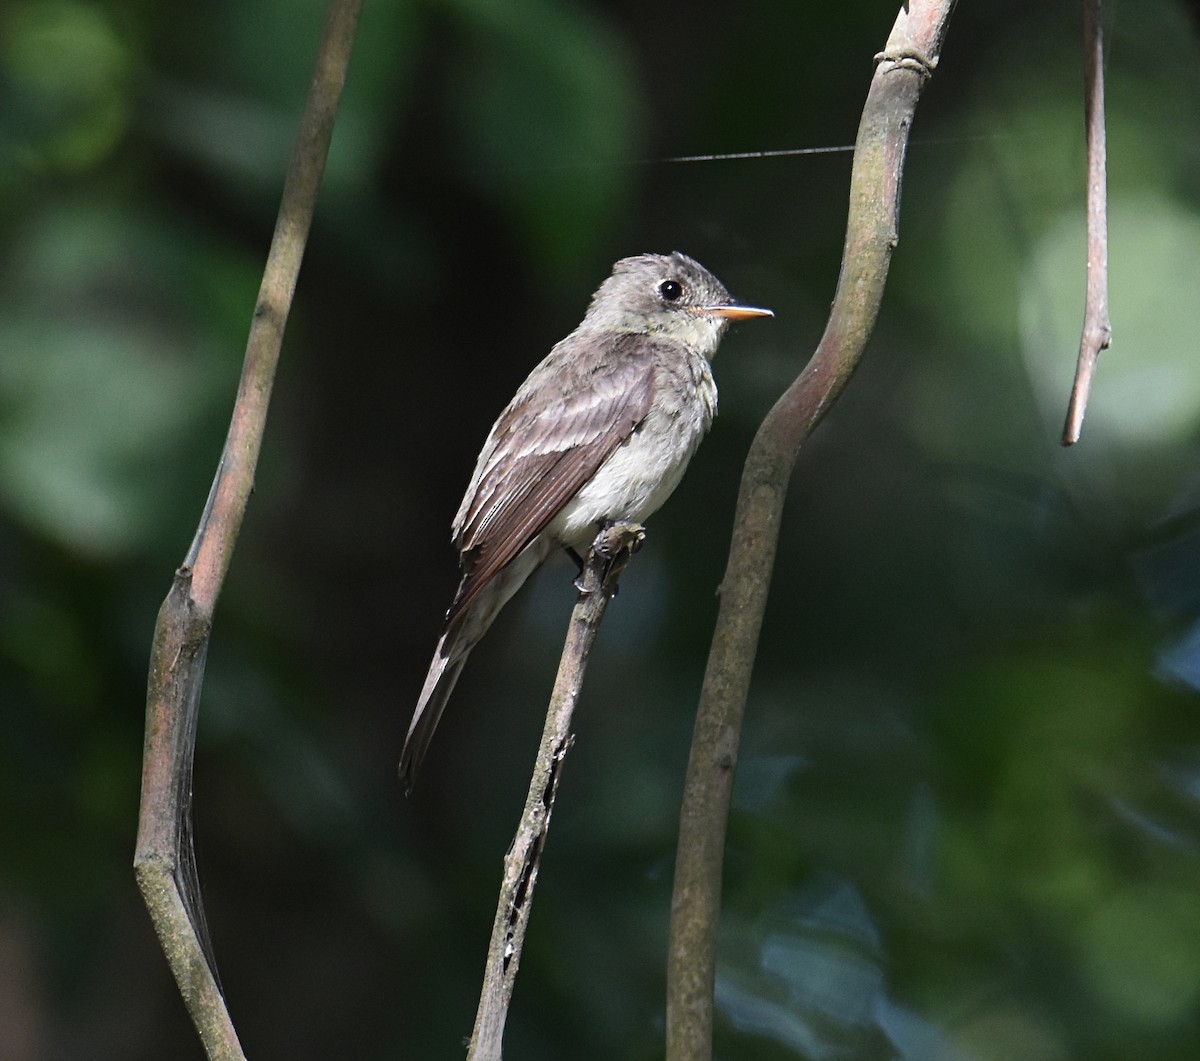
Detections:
572,520,645,596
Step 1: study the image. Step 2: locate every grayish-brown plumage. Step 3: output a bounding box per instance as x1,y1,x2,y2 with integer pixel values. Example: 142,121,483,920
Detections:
400,252,772,790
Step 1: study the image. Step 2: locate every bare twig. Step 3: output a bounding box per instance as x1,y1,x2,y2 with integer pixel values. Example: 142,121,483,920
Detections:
133,2,362,1055
1062,0,1111,445
664,3,958,1059
468,522,645,1061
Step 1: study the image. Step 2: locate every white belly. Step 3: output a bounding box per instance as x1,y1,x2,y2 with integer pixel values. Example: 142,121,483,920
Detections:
546,391,712,551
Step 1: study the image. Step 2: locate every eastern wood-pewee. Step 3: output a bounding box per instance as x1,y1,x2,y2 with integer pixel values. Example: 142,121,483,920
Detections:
400,252,772,790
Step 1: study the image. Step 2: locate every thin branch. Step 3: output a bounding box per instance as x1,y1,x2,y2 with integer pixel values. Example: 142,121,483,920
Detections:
1062,0,1112,446
468,522,645,1061
133,2,362,1056
664,3,957,1059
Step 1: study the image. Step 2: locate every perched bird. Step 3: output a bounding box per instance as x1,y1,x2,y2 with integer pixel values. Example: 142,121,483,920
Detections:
400,252,772,790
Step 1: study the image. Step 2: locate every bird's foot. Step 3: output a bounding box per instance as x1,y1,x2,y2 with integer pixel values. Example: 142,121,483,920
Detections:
572,520,645,597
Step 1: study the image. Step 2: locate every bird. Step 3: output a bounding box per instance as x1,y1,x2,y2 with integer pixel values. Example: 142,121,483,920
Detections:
400,251,773,791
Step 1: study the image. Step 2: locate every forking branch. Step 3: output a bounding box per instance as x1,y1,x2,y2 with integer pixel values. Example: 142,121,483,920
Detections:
132,1,362,1056
664,2,959,1058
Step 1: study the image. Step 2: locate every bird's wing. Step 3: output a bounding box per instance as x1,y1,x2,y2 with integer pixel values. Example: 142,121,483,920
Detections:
445,332,658,630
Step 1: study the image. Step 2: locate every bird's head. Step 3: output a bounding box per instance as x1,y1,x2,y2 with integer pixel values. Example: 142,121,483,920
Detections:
581,251,773,358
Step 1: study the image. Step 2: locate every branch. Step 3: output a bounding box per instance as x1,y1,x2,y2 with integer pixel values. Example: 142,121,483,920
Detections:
132,2,362,1056
1062,0,1112,446
664,3,957,1058
468,522,645,1061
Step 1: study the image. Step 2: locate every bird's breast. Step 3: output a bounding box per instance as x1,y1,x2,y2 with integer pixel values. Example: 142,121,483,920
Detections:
548,351,716,550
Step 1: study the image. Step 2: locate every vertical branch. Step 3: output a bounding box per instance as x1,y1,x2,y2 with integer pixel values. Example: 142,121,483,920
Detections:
469,523,645,1061
664,3,958,1059
133,1,362,1056
1062,0,1112,445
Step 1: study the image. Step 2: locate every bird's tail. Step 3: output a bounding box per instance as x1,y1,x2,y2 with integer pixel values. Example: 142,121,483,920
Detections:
399,632,470,794
399,543,547,793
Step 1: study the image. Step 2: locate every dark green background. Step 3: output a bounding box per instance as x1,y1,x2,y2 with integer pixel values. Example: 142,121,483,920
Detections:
3,1,1200,1057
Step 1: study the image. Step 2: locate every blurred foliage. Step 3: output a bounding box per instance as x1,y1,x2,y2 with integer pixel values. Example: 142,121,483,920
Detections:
2,0,1200,1058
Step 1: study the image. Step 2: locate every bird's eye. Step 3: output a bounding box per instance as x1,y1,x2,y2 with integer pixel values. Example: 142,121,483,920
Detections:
658,279,683,302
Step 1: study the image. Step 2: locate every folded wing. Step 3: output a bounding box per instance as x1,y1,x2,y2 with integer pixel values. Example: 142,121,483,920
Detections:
445,333,659,631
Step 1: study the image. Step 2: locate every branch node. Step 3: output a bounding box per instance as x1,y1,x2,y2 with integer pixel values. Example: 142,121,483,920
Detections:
1061,0,1110,446
874,48,936,78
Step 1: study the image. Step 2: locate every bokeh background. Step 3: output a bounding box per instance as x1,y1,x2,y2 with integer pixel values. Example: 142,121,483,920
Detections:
3,0,1200,1057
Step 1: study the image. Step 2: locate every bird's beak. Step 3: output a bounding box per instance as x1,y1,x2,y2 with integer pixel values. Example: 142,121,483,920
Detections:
694,303,774,321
